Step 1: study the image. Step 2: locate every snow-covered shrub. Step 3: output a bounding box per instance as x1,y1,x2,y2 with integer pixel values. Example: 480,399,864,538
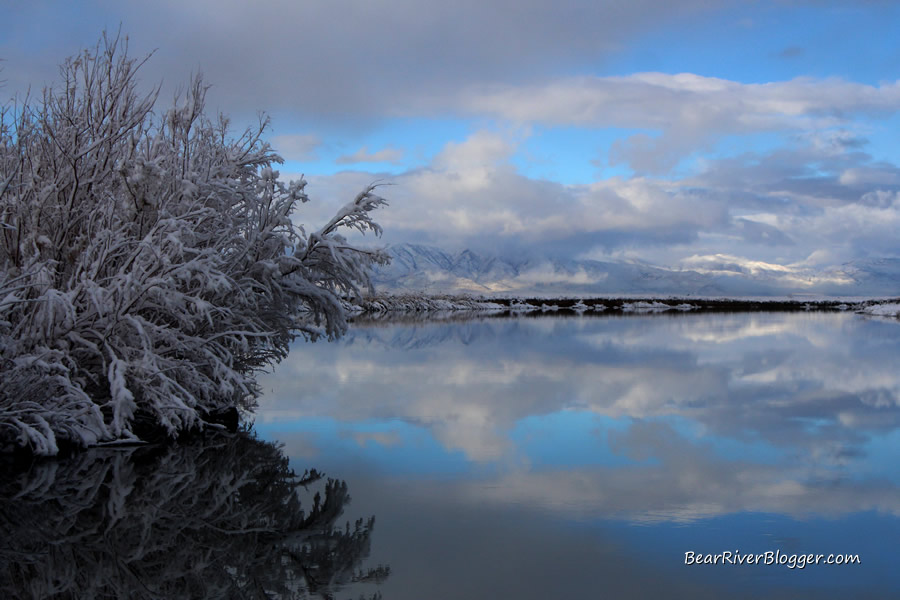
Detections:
0,34,389,454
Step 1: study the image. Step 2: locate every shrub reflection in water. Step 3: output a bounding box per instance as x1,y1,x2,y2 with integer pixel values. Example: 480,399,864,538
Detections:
0,433,388,599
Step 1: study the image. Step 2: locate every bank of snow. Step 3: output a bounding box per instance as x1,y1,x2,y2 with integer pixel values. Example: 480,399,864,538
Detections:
348,294,505,313
858,303,900,317
622,301,696,313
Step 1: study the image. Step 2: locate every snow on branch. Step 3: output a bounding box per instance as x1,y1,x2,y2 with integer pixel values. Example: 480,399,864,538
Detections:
0,33,390,455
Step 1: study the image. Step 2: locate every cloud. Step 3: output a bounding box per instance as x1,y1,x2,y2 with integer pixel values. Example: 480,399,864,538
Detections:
681,253,796,276
402,131,727,243
460,73,900,129
432,130,517,170
336,145,404,165
838,166,900,187
270,133,322,161
0,0,731,122
734,217,795,246
456,73,900,173
8,3,900,273
301,124,900,269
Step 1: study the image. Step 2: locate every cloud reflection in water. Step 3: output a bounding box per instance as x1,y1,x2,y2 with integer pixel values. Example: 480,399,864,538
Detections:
258,313,900,522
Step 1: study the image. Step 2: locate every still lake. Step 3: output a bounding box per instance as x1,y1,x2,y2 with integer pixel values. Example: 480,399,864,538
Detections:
3,311,900,598
255,311,900,599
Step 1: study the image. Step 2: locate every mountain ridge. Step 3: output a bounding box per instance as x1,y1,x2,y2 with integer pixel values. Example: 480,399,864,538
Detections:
372,243,900,297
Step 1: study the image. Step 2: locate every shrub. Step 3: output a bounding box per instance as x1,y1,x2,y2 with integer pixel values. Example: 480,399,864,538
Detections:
0,33,389,454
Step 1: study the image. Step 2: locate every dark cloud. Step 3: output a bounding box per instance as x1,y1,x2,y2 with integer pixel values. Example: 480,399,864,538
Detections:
1,0,729,122
270,133,322,161
735,218,795,246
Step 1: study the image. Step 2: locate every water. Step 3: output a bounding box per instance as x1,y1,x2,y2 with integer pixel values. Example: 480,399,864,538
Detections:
254,312,900,598
0,433,386,599
3,311,899,598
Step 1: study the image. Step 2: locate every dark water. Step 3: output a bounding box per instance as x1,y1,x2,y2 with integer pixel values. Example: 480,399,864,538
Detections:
4,312,900,598
0,434,387,599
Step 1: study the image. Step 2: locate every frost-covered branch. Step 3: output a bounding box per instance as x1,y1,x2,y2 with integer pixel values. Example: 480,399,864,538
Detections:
0,34,390,455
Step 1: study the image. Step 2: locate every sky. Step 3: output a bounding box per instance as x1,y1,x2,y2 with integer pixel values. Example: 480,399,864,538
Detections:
3,0,900,273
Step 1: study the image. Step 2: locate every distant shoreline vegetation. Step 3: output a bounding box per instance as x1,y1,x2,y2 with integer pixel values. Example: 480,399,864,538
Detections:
0,33,389,456
350,293,900,319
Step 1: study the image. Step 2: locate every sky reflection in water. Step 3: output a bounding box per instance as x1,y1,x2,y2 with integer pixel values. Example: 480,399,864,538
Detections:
256,313,900,598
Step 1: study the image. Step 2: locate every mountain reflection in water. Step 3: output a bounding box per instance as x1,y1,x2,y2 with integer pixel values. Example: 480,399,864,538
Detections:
0,434,387,599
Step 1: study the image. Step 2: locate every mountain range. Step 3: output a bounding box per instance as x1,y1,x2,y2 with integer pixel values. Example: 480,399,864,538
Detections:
371,243,900,298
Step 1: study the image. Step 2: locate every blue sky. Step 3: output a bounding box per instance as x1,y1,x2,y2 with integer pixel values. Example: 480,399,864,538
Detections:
3,0,900,274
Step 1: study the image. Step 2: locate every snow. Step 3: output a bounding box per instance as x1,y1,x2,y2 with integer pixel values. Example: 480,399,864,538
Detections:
0,39,389,455
622,301,678,313
674,303,697,311
859,303,900,317
352,294,505,313
374,243,900,298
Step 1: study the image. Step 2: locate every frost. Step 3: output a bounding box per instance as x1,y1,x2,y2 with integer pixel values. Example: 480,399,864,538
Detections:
509,299,537,313
621,301,675,313
858,302,900,317
0,34,389,455
674,303,697,311
355,293,505,313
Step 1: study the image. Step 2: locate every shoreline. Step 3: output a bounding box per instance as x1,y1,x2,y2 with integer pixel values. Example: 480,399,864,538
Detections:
7,296,899,459
349,294,900,319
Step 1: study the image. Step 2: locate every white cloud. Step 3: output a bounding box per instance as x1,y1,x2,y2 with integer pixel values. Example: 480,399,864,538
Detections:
303,125,900,272
373,131,729,245
264,74,899,271
681,254,795,275
460,74,900,130
432,130,517,170
457,74,900,173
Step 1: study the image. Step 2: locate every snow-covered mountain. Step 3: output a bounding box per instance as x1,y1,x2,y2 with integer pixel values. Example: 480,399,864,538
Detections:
372,243,900,297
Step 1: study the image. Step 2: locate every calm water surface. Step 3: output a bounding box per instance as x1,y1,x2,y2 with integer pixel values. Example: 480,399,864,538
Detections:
255,311,900,599
3,312,900,598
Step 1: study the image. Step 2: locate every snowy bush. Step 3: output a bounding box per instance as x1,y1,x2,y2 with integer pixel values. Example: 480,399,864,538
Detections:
0,34,389,454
